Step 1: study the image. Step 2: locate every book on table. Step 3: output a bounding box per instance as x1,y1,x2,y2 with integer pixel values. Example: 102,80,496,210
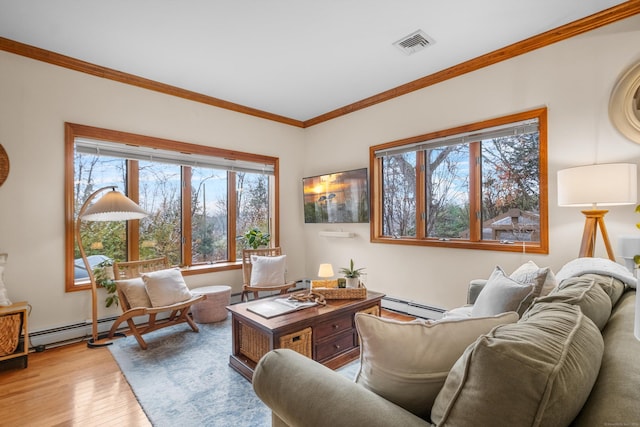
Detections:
247,298,317,319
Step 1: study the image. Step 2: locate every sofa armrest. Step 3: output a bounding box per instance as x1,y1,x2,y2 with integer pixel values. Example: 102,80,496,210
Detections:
467,279,487,305
253,349,429,427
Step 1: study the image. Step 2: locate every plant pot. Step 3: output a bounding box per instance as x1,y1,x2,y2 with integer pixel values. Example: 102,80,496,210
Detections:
345,277,359,288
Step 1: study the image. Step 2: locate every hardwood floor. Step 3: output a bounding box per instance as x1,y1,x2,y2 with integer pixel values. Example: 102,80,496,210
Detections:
0,309,412,426
0,343,150,427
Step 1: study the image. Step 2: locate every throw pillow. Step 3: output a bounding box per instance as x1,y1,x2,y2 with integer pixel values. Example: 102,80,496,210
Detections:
116,277,152,308
142,268,192,307
431,302,604,427
510,260,557,296
250,255,286,287
354,311,518,419
471,267,535,317
537,276,612,330
0,265,11,306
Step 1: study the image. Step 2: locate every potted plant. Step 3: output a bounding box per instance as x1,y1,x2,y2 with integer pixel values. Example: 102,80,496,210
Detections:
339,259,365,288
93,259,118,308
240,227,271,249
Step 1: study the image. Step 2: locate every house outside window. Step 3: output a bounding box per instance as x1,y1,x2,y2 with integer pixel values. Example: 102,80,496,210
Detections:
65,123,278,291
370,108,548,253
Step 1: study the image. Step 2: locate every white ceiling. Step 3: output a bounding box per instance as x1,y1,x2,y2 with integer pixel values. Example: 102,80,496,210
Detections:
0,0,628,122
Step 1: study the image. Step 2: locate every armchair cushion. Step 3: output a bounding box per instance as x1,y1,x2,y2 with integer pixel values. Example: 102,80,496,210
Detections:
116,277,152,308
471,267,535,317
142,268,192,307
250,255,286,287
354,311,518,419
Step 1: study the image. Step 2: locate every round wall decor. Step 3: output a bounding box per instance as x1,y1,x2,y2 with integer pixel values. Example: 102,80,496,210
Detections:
0,144,9,187
609,61,640,144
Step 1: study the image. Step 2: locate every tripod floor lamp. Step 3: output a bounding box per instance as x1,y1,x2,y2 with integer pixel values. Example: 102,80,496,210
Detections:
75,186,148,348
557,163,637,261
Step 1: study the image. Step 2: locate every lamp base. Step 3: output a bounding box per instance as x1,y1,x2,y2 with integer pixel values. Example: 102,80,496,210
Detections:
579,209,615,261
87,332,127,348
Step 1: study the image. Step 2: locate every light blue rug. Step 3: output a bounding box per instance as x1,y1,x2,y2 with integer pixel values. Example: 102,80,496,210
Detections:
109,317,359,427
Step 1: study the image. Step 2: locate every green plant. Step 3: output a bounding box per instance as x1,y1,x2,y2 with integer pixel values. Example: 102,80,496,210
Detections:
240,227,271,249
339,259,365,278
94,259,118,308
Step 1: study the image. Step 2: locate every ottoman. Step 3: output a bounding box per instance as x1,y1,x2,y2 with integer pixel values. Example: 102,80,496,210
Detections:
190,285,232,323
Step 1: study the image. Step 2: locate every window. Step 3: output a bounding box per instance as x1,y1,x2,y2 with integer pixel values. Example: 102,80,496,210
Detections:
65,123,279,291
370,108,548,253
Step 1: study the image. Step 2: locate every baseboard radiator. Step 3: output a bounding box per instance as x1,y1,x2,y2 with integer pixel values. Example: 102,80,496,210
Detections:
30,290,439,349
381,296,445,320
29,315,123,349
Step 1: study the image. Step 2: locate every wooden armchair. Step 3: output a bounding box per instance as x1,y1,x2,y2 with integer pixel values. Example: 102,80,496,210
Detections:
107,257,205,350
241,247,295,302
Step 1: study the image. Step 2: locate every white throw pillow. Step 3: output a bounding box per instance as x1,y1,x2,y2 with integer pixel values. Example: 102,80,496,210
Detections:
116,277,152,308
250,255,286,287
510,260,557,296
0,265,11,306
354,312,518,419
142,268,192,307
471,267,535,317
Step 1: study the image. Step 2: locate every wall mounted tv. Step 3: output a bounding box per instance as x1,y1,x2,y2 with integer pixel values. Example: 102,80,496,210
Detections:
303,168,369,223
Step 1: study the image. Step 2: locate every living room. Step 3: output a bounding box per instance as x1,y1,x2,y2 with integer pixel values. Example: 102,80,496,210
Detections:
1,2,640,426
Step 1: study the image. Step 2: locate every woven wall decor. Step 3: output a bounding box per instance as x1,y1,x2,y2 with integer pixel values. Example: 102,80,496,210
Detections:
0,144,9,187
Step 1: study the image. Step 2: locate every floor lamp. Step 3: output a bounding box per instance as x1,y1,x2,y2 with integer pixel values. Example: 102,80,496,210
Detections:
76,186,148,348
557,163,637,261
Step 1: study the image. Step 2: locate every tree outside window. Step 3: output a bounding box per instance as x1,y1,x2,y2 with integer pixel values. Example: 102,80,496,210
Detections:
371,108,548,253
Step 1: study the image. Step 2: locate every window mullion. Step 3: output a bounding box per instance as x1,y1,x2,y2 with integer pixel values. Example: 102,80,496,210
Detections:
182,167,192,267
468,142,482,242
228,172,237,262
127,160,141,261
416,152,426,239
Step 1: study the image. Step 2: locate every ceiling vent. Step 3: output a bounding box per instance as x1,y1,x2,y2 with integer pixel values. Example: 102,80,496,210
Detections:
393,30,435,55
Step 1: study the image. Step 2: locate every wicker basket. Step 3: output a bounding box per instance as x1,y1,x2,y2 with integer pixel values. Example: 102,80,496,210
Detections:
279,327,312,358
239,323,269,363
0,313,21,356
314,285,367,300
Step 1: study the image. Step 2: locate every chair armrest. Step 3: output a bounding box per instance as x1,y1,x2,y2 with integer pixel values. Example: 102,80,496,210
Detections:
253,349,429,427
467,279,488,305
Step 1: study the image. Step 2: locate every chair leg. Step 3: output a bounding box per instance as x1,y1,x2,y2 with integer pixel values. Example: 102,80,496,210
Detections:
127,318,148,350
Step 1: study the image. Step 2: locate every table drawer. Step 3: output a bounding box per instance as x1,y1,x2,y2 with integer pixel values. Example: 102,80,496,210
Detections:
315,331,355,362
315,314,353,340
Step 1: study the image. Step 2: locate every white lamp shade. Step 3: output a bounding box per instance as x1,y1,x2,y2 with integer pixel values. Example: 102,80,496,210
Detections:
317,263,334,278
557,163,637,207
81,189,148,221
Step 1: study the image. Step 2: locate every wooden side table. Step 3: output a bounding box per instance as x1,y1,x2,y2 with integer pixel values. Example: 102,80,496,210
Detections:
0,301,29,369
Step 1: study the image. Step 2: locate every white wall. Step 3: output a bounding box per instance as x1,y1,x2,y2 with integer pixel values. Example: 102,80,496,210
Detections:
302,15,640,310
0,51,305,332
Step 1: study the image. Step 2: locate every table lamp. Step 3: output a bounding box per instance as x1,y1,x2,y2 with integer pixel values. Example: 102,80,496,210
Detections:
76,186,148,348
557,163,637,260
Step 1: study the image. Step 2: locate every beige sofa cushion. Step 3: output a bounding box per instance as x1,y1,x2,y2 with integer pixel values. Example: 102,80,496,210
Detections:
431,302,603,427
354,311,518,419
535,275,612,330
471,267,535,317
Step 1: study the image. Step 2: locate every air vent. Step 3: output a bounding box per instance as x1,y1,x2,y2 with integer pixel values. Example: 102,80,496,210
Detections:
393,30,435,55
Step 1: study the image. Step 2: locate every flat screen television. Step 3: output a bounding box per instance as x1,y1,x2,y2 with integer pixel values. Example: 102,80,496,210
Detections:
303,168,369,223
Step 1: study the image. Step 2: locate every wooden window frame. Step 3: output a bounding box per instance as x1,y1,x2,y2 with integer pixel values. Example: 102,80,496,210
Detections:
64,122,280,292
369,108,548,254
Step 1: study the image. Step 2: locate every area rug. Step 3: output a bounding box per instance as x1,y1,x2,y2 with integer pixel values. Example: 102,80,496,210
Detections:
109,317,359,427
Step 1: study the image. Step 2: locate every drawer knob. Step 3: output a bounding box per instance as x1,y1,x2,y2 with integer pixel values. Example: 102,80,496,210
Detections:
335,344,341,349
333,324,339,329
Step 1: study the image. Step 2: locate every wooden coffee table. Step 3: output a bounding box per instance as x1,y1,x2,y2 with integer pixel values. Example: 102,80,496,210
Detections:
227,290,384,381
